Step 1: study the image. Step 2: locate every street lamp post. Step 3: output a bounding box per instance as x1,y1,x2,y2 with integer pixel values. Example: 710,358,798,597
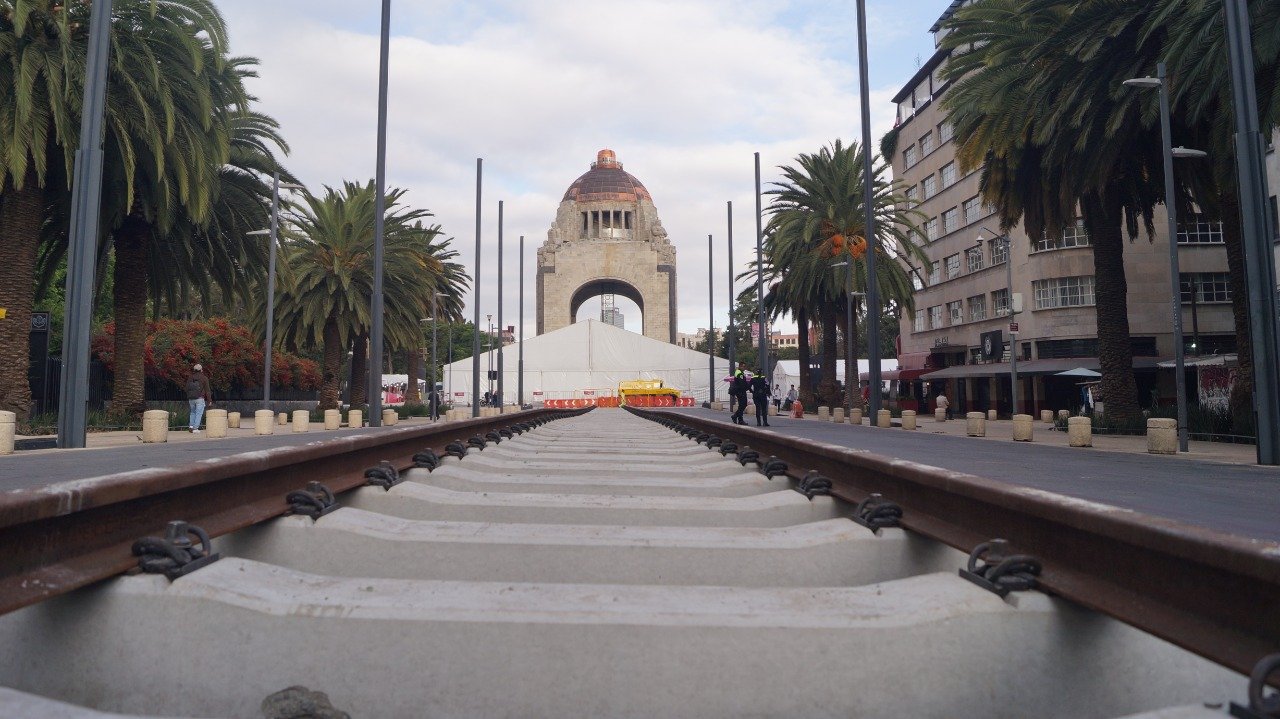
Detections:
978,226,1018,416
247,173,305,411
1124,64,1209,453
727,202,736,367
472,158,482,418
754,154,766,378
855,0,882,420
708,233,716,405
518,234,525,408
497,201,504,410
486,313,494,402
832,261,866,418
368,0,392,427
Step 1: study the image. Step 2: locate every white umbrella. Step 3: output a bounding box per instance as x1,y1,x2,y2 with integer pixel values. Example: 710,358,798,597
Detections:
1055,367,1101,378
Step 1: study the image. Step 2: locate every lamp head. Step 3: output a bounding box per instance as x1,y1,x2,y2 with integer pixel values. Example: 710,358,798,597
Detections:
1122,77,1161,89
1172,147,1208,159
246,229,270,236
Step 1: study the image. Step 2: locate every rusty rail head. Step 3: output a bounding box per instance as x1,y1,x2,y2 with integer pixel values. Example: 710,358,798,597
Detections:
0,408,589,617
632,408,1280,678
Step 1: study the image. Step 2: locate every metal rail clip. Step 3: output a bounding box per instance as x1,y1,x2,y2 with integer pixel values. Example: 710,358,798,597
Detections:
444,441,468,460
413,449,441,471
364,460,401,489
718,441,738,456
286,481,339,519
131,520,220,580
760,457,788,479
1230,654,1280,719
467,436,488,451
851,493,903,531
736,447,760,467
796,471,832,499
959,539,1041,597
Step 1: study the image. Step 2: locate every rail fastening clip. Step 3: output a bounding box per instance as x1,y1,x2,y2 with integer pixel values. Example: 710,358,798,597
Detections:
959,539,1041,597
131,520,220,580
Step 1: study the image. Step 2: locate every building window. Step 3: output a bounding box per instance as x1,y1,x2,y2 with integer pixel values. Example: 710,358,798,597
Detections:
1033,218,1091,252
922,175,938,199
963,196,981,224
1180,272,1231,303
914,309,925,332
1177,214,1224,244
942,207,959,234
938,120,954,143
1033,275,1096,309
993,288,1010,316
967,245,985,273
928,260,941,285
990,237,1008,265
905,185,919,203
904,145,919,168
940,162,958,188
928,305,944,329
911,271,924,291
920,131,935,156
948,300,964,325
968,295,987,322
925,217,940,241
944,253,961,280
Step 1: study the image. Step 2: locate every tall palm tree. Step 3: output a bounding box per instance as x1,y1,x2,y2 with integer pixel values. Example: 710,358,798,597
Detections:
760,140,926,408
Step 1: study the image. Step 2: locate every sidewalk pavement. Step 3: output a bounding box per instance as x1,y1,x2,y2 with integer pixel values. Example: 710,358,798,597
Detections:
678,405,1280,542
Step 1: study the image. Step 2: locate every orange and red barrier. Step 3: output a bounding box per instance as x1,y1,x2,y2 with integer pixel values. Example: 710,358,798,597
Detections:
539,396,694,409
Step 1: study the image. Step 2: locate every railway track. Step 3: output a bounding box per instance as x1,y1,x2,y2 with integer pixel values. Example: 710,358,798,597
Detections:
0,406,1276,718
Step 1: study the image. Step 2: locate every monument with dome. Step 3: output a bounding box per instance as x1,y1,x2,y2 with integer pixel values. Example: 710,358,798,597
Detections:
536,149,678,344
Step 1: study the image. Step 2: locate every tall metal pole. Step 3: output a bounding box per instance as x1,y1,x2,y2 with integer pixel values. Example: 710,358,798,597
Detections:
754,154,766,377
57,0,114,449
1006,239,1018,417
367,0,392,427
431,296,438,421
846,263,855,418
472,158,482,418
855,0,882,420
1155,63,1189,452
727,201,736,366
497,201,505,409
708,234,716,405
262,172,281,410
518,235,525,408
1224,0,1280,464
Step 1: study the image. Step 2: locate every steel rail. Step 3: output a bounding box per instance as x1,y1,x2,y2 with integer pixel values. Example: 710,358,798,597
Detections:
632,408,1280,678
0,409,587,617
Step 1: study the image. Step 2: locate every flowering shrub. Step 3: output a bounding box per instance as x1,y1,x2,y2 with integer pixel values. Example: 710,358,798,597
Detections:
92,319,320,391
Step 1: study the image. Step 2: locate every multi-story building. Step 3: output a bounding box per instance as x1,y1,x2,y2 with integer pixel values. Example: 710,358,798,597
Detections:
890,1,1234,416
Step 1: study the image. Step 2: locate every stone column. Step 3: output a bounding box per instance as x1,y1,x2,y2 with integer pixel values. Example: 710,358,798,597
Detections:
276,412,288,426
1147,418,1177,454
348,409,363,428
832,408,845,423
901,410,917,430
1068,416,1092,447
228,411,241,429
817,406,830,421
986,409,997,422
1012,414,1033,441
292,410,309,433
850,408,863,425
934,408,946,422
324,409,341,430
254,409,275,435
206,409,228,438
142,410,169,443
966,412,986,437
382,409,397,426
877,409,891,428
1040,410,1053,424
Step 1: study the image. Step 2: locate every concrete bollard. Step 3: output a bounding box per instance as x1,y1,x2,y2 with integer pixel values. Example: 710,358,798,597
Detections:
0,410,14,455
502,404,518,414
1147,418,1178,454
205,409,228,439
711,401,723,411
276,412,288,426
987,409,997,422
877,409,891,428
1068,416,1092,447
254,409,275,436
383,409,398,426
850,408,863,425
324,409,341,430
817,406,830,421
901,410,917,430
227,411,241,429
832,408,845,423
1012,414,1033,442
1040,410,1054,424
348,409,363,428
292,410,309,433
768,403,778,416
966,412,986,437
141,409,169,443
935,408,946,422
1058,409,1070,421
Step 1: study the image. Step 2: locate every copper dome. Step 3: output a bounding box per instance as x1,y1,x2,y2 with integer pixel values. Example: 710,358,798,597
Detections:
562,149,652,203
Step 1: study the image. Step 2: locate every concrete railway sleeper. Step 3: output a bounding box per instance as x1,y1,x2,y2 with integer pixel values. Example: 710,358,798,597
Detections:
0,408,1273,717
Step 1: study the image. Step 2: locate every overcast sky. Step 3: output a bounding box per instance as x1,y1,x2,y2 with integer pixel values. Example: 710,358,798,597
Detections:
216,0,944,336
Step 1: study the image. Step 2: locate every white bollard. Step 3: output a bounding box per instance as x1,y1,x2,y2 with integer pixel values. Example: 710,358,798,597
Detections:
1058,409,1071,421
0,410,14,455
987,409,997,422
276,412,288,426
254,409,275,436
348,409,363,428
1068,416,1092,447
1012,414,1033,442
1040,410,1054,424
383,409,397,426
935,408,946,422
205,409,228,439
832,408,845,423
141,409,169,443
292,410,309,433
324,409,341,430
227,411,241,429
1147,418,1177,454
850,408,863,425
711,401,723,411
503,404,518,414
817,406,830,421
768,403,778,416
901,410,917,430
877,409,891,428
966,412,986,437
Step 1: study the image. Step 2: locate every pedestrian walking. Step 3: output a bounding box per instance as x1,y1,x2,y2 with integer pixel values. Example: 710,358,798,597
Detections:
749,371,772,427
730,361,750,425
185,364,212,433
783,384,798,411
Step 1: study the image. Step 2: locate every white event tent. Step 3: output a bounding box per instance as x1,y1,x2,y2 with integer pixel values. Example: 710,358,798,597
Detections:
441,319,731,406
772,359,900,394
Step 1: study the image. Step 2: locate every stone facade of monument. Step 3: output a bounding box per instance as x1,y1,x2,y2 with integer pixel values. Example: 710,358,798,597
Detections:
537,149,677,343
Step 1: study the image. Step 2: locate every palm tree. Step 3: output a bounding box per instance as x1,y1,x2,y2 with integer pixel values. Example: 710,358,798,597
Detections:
760,140,926,408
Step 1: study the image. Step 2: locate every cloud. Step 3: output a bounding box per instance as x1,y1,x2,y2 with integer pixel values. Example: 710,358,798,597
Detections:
216,0,913,336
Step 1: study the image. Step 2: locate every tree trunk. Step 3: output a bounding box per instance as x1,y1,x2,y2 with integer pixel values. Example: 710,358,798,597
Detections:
796,305,815,410
1082,192,1139,421
350,333,369,407
1219,191,1254,433
406,347,421,404
817,301,840,408
110,215,151,416
319,317,342,410
0,173,41,417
